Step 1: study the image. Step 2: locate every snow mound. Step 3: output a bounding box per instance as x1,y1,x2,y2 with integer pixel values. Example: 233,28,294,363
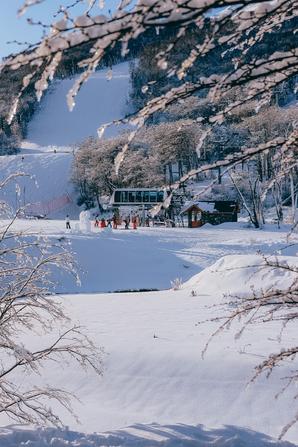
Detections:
0,424,295,447
185,254,297,296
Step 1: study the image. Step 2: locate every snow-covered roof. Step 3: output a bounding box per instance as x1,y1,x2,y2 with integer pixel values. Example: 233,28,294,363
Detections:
181,201,216,214
197,201,216,212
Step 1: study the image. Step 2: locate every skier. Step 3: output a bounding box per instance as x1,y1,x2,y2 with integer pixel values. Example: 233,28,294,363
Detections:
65,215,71,230
100,218,106,228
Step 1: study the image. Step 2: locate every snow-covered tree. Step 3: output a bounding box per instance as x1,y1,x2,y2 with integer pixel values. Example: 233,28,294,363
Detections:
139,120,199,183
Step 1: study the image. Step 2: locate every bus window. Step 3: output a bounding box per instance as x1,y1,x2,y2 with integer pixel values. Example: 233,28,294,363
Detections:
121,191,128,202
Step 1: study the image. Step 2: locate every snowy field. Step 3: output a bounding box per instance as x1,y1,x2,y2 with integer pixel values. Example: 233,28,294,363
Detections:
1,219,297,293
0,219,297,446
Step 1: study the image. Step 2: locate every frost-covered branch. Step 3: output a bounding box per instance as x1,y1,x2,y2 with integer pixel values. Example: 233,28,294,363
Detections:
0,178,103,426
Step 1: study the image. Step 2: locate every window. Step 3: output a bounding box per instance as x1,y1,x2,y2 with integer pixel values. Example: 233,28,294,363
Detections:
114,191,121,203
149,191,157,202
129,191,136,203
113,189,165,204
157,191,164,202
121,191,128,202
136,191,142,202
143,191,149,202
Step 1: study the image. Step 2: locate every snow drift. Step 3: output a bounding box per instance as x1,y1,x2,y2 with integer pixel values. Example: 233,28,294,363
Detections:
185,253,297,296
0,423,295,446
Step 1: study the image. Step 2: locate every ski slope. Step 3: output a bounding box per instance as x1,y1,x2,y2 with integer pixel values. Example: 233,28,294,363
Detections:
0,150,79,218
0,62,131,218
25,62,131,147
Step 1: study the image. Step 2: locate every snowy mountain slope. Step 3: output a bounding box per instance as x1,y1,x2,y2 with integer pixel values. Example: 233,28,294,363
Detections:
0,252,297,444
25,62,131,147
0,62,131,218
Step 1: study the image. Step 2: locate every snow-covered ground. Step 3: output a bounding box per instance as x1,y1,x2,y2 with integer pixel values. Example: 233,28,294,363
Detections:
0,220,297,446
1,220,297,293
0,423,296,446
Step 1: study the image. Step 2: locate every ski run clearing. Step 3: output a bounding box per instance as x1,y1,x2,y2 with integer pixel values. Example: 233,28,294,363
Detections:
0,220,297,447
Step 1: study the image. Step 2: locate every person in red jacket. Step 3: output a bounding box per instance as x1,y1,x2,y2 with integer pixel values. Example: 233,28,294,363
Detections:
100,218,106,228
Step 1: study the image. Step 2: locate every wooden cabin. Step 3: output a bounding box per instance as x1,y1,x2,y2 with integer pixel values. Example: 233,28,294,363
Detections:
181,200,239,228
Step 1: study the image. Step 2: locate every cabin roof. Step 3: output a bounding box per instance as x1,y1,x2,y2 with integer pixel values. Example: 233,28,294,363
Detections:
181,200,238,215
181,201,215,214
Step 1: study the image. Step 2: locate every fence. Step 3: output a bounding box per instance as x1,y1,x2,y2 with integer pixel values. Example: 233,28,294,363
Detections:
26,194,72,216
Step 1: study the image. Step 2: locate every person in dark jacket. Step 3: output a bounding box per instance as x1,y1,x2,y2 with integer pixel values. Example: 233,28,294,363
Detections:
65,215,71,230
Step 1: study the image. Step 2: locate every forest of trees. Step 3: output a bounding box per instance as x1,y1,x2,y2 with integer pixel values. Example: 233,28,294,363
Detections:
73,96,297,228
70,14,297,228
0,14,296,155
0,25,174,154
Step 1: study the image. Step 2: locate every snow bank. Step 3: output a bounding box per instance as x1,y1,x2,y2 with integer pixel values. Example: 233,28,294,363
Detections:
185,254,297,296
0,221,296,294
0,423,295,446
1,256,296,442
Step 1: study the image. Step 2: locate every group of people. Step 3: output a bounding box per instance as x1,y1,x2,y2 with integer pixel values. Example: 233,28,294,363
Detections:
65,213,152,231
93,215,138,230
94,217,113,229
